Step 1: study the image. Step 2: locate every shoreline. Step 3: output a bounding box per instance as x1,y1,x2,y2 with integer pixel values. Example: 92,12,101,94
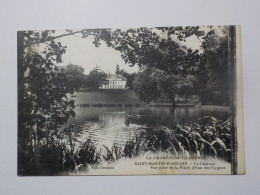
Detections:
75,103,230,111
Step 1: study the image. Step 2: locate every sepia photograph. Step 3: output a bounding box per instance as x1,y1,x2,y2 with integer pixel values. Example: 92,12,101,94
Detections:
3,0,260,194
17,25,244,176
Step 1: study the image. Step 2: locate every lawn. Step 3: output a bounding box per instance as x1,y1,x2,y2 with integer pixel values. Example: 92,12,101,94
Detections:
73,90,141,106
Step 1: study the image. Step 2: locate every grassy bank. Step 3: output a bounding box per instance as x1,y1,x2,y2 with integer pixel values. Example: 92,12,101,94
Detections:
201,105,230,112
73,90,201,107
73,90,141,106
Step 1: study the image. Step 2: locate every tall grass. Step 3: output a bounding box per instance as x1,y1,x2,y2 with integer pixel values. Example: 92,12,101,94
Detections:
124,116,232,162
18,116,232,175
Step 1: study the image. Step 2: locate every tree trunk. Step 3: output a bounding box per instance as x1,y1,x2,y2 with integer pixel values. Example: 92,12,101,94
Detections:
170,96,176,107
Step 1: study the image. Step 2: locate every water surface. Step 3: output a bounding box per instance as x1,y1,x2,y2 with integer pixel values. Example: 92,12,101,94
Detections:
73,106,229,148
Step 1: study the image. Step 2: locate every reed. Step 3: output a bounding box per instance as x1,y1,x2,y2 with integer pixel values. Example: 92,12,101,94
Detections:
18,116,232,175
122,116,232,162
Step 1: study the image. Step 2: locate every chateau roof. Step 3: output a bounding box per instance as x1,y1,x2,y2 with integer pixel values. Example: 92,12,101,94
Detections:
107,74,126,81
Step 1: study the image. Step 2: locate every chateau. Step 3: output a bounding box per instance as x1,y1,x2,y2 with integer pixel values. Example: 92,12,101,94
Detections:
99,74,127,89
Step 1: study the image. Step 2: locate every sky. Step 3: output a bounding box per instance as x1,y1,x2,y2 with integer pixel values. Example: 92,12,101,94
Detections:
56,34,139,75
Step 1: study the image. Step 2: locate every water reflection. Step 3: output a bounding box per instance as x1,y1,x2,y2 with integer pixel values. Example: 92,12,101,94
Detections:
73,106,228,148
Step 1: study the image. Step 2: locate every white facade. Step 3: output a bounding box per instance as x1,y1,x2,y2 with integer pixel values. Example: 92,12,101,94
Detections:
100,74,127,89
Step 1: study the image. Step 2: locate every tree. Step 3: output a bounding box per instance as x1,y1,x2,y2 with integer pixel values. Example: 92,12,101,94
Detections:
114,65,137,89
92,26,230,106
17,30,88,174
91,27,204,104
85,67,107,90
92,27,205,72
124,72,137,89
17,29,108,163
62,63,86,90
133,67,161,103
115,64,120,74
199,27,229,105
133,67,196,105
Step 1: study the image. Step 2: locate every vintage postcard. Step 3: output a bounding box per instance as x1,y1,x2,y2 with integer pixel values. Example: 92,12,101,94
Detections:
17,25,244,176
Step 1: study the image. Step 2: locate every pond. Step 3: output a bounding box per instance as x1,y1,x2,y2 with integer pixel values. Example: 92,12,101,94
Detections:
73,106,229,148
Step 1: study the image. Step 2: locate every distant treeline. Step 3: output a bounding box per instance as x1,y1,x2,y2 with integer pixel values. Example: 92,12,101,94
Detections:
60,64,137,91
